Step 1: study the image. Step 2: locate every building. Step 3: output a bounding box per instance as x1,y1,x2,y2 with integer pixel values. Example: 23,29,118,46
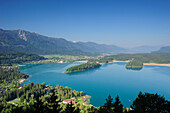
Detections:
63,99,76,104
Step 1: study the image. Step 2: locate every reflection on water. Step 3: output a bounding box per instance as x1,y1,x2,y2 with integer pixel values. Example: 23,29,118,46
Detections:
145,66,170,76
114,62,127,66
125,67,143,71
19,63,43,70
102,63,115,67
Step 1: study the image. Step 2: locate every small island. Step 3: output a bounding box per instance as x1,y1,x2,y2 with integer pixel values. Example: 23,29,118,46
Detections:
64,62,101,73
125,59,143,71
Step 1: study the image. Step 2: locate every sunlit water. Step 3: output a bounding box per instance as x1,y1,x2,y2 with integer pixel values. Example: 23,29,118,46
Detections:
20,62,170,107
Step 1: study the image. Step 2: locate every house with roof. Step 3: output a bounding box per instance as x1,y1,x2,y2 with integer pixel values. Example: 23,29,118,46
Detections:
63,99,76,104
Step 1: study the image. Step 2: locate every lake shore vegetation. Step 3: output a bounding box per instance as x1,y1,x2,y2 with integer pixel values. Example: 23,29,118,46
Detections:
64,62,101,73
125,60,143,70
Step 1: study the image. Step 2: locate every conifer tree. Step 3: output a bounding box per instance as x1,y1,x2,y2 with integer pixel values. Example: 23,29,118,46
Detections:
113,95,123,113
47,91,61,113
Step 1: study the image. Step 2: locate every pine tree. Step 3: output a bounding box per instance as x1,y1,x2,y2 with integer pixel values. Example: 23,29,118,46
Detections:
113,95,123,113
47,91,61,113
103,94,113,109
33,96,45,113
64,102,76,113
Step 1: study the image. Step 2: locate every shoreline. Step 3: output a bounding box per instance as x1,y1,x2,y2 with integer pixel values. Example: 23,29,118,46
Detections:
19,79,27,84
74,60,88,63
112,60,170,67
143,63,170,67
112,60,129,63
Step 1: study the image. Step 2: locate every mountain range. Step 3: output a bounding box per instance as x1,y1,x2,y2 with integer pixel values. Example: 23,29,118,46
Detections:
0,28,169,55
153,46,170,53
0,28,127,55
129,45,161,53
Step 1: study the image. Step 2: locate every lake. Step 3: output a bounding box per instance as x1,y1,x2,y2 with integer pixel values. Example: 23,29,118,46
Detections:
20,62,170,107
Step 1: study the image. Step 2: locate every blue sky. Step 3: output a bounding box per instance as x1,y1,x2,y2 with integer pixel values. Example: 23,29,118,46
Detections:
0,0,170,48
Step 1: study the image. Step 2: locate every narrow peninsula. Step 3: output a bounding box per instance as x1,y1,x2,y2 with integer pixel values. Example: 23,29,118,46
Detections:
64,62,101,73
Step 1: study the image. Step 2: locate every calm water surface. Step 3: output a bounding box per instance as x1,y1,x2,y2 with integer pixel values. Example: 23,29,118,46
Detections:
20,62,170,107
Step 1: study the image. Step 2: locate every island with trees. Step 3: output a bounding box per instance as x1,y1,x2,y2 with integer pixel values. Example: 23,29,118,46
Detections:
64,62,101,73
125,60,143,70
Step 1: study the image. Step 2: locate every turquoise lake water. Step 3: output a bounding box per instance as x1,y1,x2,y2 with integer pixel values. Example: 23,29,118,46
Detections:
20,62,170,107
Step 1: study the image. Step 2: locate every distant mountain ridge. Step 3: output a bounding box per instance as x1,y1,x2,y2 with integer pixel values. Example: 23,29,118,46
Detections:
129,45,161,53
0,28,127,55
152,46,170,53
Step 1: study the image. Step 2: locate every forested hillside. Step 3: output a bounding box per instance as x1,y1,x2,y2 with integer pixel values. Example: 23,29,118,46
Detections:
0,53,45,66
0,29,126,55
108,53,170,64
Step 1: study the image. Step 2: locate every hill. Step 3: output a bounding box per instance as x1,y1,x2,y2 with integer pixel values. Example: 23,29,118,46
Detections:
152,46,170,53
0,53,45,66
0,28,127,55
105,53,170,64
129,45,160,53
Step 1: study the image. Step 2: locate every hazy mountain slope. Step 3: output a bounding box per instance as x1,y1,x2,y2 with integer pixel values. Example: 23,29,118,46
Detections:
129,46,161,53
76,42,127,53
0,28,126,55
153,46,170,53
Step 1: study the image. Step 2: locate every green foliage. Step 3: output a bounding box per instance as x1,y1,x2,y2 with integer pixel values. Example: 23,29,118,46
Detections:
64,102,78,113
1,82,46,102
0,68,29,99
0,68,28,84
0,53,45,66
64,63,101,73
131,92,170,113
102,95,123,113
113,95,123,113
125,60,143,71
103,94,113,110
47,91,61,113
109,53,170,64
88,56,113,64
0,89,170,113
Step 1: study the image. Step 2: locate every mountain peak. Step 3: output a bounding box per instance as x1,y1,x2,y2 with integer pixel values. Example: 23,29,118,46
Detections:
18,30,27,41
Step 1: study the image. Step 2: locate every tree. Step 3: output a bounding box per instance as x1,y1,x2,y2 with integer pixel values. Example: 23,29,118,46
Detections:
103,94,113,109
80,91,84,96
102,94,114,113
47,91,61,113
32,96,45,113
0,103,5,112
113,95,123,113
131,92,169,113
64,102,76,113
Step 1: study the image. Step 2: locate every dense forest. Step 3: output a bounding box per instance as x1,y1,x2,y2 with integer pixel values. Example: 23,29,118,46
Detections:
0,53,45,66
102,53,170,64
0,87,169,113
125,60,143,70
64,63,101,73
0,68,29,96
